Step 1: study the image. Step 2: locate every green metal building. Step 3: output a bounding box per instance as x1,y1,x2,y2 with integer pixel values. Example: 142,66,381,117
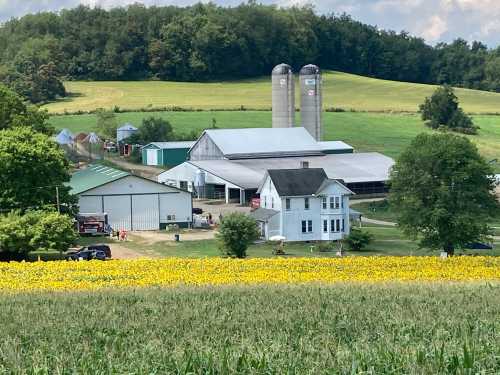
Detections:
141,141,195,167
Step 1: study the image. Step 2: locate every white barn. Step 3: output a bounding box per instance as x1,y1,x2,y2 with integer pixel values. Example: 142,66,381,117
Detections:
69,165,192,231
251,168,353,242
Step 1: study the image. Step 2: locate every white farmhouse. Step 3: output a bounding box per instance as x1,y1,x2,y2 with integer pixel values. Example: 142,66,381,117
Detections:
251,168,353,242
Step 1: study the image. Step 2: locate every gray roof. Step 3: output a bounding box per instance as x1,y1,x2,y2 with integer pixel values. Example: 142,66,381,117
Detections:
187,152,394,189
144,141,196,150
317,141,353,152
249,208,279,222
117,123,138,131
203,127,324,159
267,168,327,196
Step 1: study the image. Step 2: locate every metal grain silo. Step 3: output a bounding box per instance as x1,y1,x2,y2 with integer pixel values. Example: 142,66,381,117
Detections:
272,63,295,128
299,64,322,140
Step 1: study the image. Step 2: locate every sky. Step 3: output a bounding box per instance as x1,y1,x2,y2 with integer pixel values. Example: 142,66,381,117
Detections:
1,0,499,47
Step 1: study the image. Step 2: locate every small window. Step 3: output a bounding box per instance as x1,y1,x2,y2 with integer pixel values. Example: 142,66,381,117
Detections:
308,220,313,232
335,197,340,209
342,219,345,232
304,198,310,210
330,220,335,233
329,197,334,209
286,198,291,210
336,219,341,232
301,220,307,233
322,197,327,209
341,196,344,208
271,197,274,209
263,196,267,208
323,220,328,233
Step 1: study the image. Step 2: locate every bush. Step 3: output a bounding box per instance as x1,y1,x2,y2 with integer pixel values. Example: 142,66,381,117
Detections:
216,213,259,258
317,241,335,252
344,228,373,251
0,210,77,260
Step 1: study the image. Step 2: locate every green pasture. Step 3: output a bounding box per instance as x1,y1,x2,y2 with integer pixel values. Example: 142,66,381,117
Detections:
42,71,500,114
49,111,500,171
1,284,499,373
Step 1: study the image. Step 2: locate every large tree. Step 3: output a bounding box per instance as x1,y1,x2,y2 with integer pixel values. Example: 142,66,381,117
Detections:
0,84,53,134
0,127,76,211
389,133,498,255
127,117,174,144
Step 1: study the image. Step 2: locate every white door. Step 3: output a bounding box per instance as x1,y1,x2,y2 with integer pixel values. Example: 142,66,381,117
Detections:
321,216,330,241
132,195,160,230
146,149,158,166
104,195,132,230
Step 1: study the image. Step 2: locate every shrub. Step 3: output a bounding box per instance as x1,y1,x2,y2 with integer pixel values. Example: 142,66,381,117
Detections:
344,228,373,251
317,241,335,252
0,210,77,260
216,213,259,258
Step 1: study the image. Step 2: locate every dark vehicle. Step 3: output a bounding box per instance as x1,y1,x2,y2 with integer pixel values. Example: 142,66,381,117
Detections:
465,242,493,250
192,207,203,215
66,244,111,259
65,249,106,261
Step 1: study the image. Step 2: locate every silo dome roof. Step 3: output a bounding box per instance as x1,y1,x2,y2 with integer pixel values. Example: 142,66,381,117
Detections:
272,63,292,75
300,64,320,75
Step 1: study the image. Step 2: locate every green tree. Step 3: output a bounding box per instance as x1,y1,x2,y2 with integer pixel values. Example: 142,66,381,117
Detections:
389,133,498,255
128,116,173,144
0,210,76,260
216,213,259,258
419,85,477,134
0,84,53,134
94,109,118,139
344,228,373,251
0,127,76,211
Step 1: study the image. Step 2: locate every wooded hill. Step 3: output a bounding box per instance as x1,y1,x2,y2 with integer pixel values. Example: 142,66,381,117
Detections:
1,3,500,90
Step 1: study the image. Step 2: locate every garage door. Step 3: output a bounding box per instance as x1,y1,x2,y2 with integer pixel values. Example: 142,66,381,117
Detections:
132,194,160,230
146,149,158,166
103,195,131,230
79,196,102,213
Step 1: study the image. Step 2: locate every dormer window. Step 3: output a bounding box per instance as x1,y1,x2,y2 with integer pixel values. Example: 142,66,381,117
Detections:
304,198,310,210
286,198,291,210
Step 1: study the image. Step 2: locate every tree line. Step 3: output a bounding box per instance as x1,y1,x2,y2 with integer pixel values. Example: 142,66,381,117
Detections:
0,2,500,104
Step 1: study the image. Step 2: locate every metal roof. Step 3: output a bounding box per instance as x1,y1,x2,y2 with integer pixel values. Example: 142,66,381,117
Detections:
144,141,196,150
55,129,74,145
272,63,293,75
68,165,129,195
317,141,353,152
249,208,279,222
117,123,138,131
186,153,394,189
202,127,324,159
267,168,327,196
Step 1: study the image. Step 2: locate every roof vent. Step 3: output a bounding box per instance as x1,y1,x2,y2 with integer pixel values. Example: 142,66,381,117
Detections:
300,161,310,169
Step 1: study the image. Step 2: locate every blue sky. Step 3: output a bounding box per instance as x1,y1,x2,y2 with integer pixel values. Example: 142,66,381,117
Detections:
1,0,499,47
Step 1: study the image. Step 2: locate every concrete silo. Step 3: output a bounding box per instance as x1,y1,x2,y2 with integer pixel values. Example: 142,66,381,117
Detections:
299,64,322,140
272,63,295,128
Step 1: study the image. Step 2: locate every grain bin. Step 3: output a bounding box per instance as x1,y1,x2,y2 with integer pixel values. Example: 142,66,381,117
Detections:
299,64,322,140
272,63,295,128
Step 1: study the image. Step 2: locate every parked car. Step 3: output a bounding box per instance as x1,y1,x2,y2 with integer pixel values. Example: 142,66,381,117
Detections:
465,242,493,250
66,244,112,259
192,207,203,215
65,249,107,261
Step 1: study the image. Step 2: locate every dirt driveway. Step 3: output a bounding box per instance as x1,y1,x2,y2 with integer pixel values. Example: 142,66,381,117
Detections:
131,230,216,244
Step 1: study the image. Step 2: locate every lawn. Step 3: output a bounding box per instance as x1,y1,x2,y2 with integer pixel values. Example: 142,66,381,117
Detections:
42,71,500,114
49,111,500,171
1,284,499,373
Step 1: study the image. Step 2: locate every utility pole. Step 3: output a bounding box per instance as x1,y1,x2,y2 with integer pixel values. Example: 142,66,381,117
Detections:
55,186,60,213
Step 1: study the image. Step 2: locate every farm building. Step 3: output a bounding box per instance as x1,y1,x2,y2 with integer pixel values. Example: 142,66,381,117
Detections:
157,127,393,204
142,141,195,167
251,168,353,242
116,123,138,142
69,165,192,231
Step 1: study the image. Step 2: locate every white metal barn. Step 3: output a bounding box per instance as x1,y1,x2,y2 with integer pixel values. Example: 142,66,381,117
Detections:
69,165,192,231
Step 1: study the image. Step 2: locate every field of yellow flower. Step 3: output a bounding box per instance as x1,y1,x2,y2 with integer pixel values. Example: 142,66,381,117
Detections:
1,256,499,293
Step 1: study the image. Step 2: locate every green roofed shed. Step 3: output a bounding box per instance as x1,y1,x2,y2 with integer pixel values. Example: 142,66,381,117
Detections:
142,141,195,167
68,164,130,195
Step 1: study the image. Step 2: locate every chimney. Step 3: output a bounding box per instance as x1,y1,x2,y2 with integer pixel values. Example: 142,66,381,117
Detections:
300,161,309,169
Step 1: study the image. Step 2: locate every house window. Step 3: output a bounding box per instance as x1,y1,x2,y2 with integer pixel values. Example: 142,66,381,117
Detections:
342,219,345,232
308,220,313,232
286,198,291,210
271,197,274,209
335,197,340,209
323,220,328,232
304,198,310,210
330,220,335,233
336,219,341,232
331,219,340,232
302,220,307,233
263,196,267,208
329,197,334,209
322,197,327,209
341,196,344,208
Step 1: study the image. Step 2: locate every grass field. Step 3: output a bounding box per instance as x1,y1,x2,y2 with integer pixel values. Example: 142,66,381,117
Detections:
1,284,499,373
42,71,500,114
49,111,500,170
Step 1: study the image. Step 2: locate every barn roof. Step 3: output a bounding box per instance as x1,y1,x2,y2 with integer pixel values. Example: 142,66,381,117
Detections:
117,123,138,131
201,127,324,159
143,141,196,150
266,168,328,196
68,165,129,195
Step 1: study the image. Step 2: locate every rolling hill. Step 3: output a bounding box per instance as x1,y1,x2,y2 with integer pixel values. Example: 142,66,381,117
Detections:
43,71,500,114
